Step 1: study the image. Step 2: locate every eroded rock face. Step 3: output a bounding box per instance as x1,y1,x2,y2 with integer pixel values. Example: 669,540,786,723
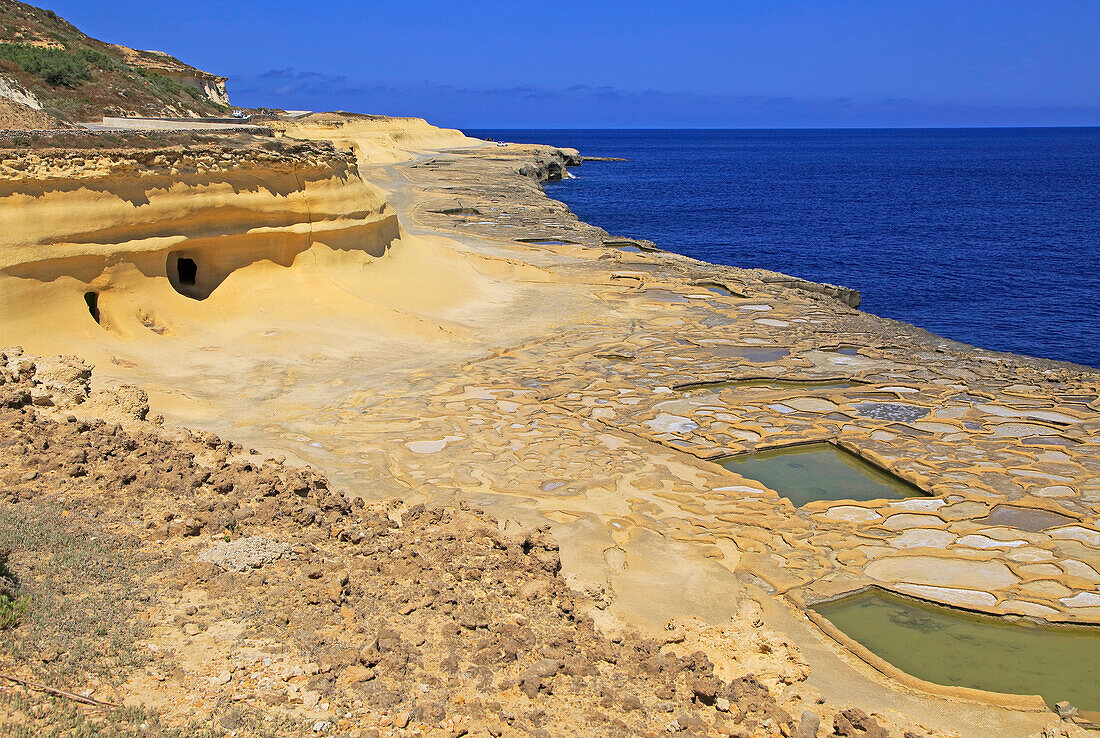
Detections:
2,347,153,422
1,348,89,408
0,72,44,111
518,148,580,181
664,601,811,691
0,139,395,305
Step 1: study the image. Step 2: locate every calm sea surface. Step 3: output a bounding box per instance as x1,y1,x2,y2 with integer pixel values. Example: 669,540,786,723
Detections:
469,128,1100,368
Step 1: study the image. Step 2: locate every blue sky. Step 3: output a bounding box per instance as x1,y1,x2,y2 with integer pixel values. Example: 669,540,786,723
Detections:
45,0,1100,128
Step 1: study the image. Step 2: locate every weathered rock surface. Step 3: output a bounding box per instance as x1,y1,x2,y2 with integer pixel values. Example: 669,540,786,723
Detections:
0,109,1094,737
0,351,948,737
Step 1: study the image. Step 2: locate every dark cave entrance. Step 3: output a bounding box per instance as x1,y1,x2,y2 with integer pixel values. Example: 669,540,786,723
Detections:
84,291,100,324
177,257,198,286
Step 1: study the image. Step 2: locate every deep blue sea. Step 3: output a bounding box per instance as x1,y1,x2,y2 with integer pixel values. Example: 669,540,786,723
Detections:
468,129,1100,369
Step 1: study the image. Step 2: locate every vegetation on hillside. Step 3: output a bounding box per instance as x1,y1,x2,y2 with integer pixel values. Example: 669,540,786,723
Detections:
0,0,227,122
0,43,108,87
0,548,27,630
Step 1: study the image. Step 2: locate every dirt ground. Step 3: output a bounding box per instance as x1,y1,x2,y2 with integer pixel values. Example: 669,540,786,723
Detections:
0,97,68,130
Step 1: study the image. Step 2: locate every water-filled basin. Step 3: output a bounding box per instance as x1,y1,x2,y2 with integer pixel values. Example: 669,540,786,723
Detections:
814,588,1100,715
696,282,748,298
718,443,926,506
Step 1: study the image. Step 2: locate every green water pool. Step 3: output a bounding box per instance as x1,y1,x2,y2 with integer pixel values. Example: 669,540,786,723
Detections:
718,443,925,506
814,588,1100,714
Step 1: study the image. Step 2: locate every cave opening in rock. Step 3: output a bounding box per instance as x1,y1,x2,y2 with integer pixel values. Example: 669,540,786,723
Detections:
177,257,198,286
83,291,100,324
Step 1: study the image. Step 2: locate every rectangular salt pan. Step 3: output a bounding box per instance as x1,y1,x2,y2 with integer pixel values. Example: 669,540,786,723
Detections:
718,443,926,507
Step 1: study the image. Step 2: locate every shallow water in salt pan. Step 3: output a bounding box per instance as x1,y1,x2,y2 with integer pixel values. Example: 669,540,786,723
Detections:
719,443,926,506
696,282,748,298
814,588,1100,714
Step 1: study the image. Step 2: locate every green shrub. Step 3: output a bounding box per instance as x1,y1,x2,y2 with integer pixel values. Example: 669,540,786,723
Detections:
0,594,28,630
134,68,190,99
0,553,25,630
76,47,119,71
0,43,91,88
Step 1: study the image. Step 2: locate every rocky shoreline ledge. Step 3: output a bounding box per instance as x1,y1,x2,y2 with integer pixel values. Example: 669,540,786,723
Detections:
0,113,1096,737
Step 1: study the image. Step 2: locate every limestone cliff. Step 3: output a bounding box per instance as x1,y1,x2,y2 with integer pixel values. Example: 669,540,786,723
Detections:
0,138,402,341
0,125,554,380
276,112,480,164
111,44,230,107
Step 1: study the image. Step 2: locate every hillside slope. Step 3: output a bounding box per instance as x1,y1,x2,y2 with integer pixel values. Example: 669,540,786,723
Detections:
0,0,228,125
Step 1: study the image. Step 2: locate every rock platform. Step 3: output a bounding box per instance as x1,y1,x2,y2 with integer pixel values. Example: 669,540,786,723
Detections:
353,136,1100,629
0,114,1096,735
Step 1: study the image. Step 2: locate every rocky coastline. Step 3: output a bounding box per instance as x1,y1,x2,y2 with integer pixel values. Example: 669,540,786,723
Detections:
0,111,1095,738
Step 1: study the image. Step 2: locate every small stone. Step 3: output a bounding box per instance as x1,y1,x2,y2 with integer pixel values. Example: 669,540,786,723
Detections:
529,658,561,679
797,710,820,738
519,674,542,699
689,675,720,704
676,712,708,732
394,712,410,728
210,670,231,686
715,697,731,712
302,690,321,709
834,708,888,738
1055,701,1079,720
343,665,373,683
